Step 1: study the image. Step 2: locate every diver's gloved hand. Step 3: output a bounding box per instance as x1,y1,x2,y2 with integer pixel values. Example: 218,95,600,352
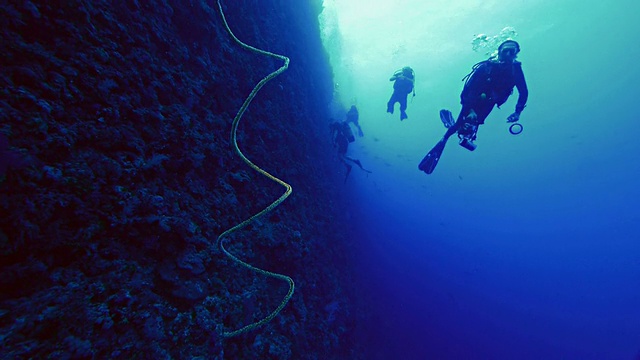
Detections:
507,112,521,123
358,129,364,137
466,109,478,122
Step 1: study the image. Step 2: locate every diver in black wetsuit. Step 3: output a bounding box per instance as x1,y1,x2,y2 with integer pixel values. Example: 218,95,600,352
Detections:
330,120,371,183
387,66,416,121
419,40,529,174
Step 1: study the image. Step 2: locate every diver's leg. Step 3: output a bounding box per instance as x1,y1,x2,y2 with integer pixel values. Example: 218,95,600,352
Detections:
344,156,358,166
475,103,494,125
464,104,492,142
344,156,372,173
387,93,396,114
343,162,352,183
337,154,352,183
399,95,408,120
443,121,460,141
443,107,472,141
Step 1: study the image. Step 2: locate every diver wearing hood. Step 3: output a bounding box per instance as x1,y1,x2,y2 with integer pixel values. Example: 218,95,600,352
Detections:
419,40,529,174
387,66,416,121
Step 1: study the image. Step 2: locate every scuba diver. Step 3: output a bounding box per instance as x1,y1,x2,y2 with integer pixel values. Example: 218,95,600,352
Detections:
418,40,529,174
346,105,364,137
329,120,371,183
387,66,416,121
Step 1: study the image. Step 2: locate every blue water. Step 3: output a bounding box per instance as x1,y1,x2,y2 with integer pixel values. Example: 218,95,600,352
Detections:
322,1,640,358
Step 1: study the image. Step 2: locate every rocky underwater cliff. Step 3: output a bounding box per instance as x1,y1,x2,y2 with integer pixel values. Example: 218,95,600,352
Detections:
0,0,362,358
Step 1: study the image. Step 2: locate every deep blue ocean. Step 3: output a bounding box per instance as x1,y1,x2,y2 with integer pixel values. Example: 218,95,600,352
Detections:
2,0,638,358
321,0,640,358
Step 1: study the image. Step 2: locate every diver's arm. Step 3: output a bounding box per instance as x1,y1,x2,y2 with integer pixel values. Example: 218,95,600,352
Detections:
514,63,528,113
389,70,403,81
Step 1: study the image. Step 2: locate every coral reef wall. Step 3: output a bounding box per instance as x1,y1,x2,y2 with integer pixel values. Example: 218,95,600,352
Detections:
0,0,361,358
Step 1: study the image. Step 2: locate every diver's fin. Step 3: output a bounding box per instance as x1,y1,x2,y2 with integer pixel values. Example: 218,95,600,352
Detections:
418,140,446,175
439,109,455,128
346,158,372,174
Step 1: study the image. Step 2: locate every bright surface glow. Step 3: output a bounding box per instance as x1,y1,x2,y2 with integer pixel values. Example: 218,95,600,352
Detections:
322,0,533,102
319,0,544,183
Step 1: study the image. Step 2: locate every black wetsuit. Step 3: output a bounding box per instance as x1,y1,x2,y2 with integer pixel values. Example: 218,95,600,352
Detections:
330,122,350,155
445,60,528,140
329,121,371,181
387,72,415,118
